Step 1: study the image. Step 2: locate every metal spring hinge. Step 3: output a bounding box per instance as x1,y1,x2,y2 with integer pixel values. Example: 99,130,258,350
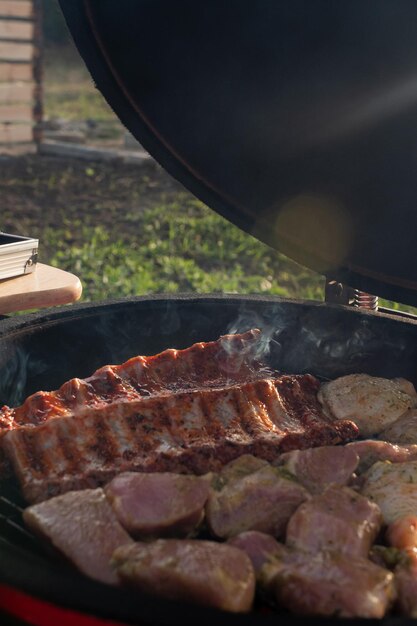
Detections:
325,279,378,311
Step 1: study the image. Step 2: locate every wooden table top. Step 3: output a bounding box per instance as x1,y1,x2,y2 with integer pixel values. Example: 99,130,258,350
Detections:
0,263,82,314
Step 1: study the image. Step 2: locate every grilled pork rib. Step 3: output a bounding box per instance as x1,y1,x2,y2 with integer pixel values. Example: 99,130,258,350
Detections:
0,329,268,431
0,329,270,476
3,374,358,503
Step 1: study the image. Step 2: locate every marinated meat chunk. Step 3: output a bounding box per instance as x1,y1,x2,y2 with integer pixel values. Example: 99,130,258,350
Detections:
206,455,308,539
227,531,289,576
111,540,255,613
229,534,395,618
318,374,417,437
104,472,210,538
277,445,358,494
378,410,417,445
265,549,395,618
387,515,417,551
23,488,133,585
3,374,357,504
286,485,382,557
346,440,417,474
393,548,417,617
362,461,417,524
381,514,417,619
215,454,269,481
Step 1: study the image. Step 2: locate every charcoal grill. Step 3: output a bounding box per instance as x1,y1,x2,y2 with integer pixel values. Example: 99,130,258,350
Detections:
1,296,417,626
2,1,417,624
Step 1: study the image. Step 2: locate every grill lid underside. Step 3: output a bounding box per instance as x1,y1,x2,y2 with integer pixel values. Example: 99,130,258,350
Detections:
59,0,417,307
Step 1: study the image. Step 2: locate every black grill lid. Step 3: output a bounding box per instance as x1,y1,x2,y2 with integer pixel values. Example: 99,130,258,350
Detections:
59,0,417,307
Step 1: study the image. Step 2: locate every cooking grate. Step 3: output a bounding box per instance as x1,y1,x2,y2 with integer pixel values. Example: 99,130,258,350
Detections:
0,479,46,558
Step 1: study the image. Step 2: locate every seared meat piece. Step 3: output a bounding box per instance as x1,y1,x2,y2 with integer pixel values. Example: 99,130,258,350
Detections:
387,515,417,551
230,532,395,618
382,514,417,619
362,461,417,524
384,515,417,618
214,453,269,480
206,455,308,539
104,472,210,538
318,374,417,437
3,374,357,503
227,530,288,576
265,549,395,618
111,540,255,613
378,410,417,445
393,548,417,617
23,488,133,585
286,485,382,557
277,445,358,494
0,330,267,432
346,440,417,473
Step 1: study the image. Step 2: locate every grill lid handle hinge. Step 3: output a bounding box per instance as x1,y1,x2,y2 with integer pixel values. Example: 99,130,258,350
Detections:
324,279,379,311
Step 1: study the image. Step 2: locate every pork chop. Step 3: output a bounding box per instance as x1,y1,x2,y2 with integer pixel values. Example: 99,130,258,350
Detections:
23,488,133,585
362,461,417,524
378,410,417,445
318,374,417,437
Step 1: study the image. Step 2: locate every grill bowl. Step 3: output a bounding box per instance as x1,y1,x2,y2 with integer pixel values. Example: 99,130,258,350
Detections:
1,294,417,624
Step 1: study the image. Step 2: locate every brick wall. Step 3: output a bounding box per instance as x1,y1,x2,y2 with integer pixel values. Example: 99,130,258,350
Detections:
0,0,42,147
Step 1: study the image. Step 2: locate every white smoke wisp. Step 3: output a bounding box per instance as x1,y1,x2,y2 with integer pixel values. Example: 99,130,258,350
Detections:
216,308,285,377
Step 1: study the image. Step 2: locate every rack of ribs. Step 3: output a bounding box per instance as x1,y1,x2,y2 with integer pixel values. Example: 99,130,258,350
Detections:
3,373,358,503
0,329,358,503
0,329,268,431
0,329,270,474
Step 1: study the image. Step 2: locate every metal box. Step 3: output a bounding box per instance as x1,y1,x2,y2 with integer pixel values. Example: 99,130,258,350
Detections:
0,233,38,281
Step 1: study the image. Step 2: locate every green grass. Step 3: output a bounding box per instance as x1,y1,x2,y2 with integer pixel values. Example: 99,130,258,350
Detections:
46,198,324,302
0,155,324,305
